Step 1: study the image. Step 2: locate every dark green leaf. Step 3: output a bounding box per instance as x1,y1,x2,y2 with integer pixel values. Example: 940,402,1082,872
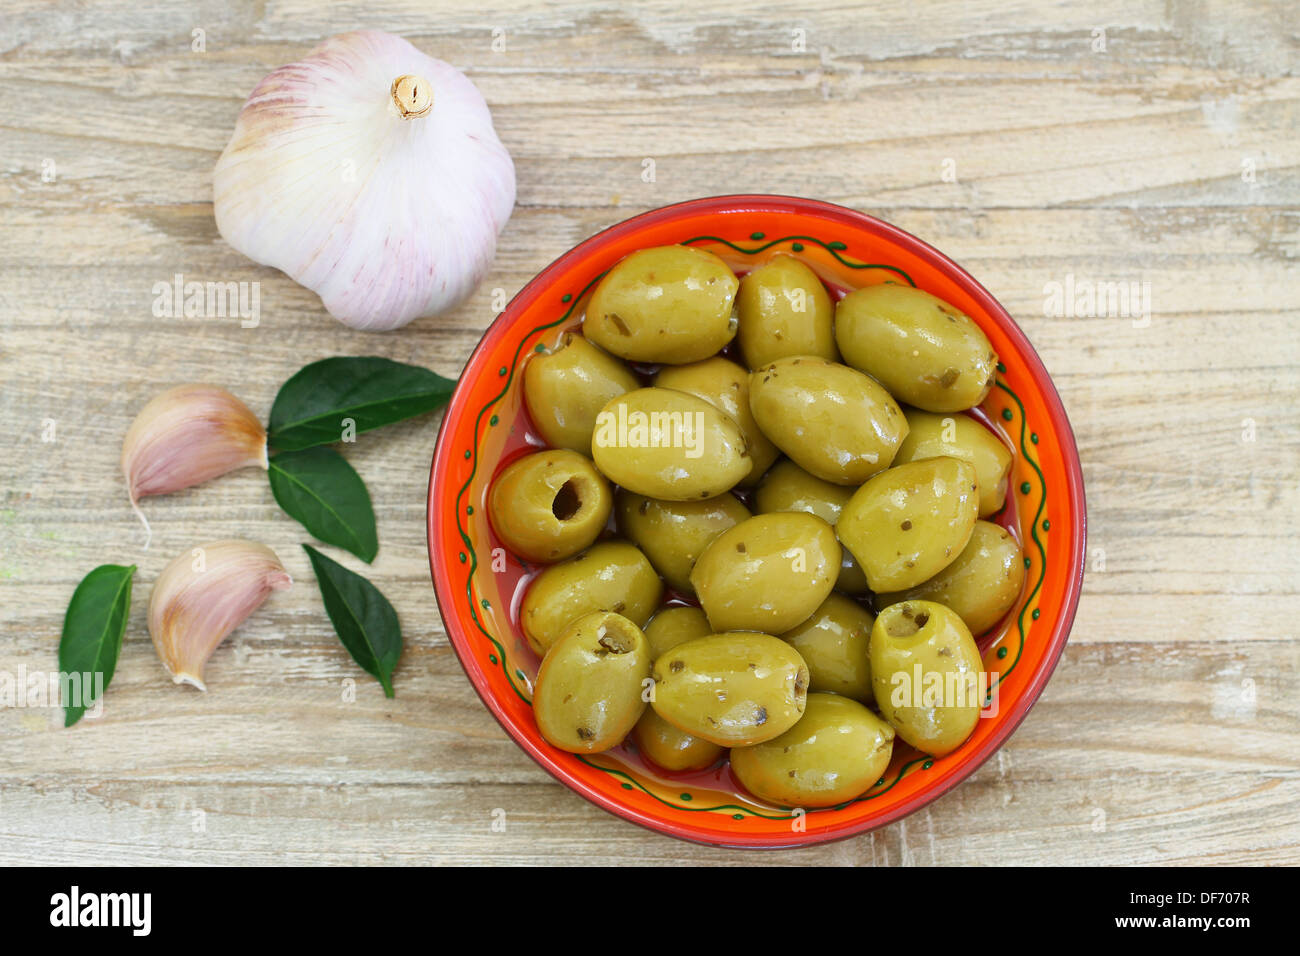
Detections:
268,357,455,451
302,544,401,697
268,448,378,563
58,564,135,727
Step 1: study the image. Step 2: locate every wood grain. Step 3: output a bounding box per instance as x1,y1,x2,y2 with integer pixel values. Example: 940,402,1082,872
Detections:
1,0,1297,865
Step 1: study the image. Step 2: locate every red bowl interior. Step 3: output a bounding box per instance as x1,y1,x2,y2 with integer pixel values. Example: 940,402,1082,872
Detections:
428,195,1086,848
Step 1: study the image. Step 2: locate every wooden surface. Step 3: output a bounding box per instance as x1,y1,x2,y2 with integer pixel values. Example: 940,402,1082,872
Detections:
2,0,1298,866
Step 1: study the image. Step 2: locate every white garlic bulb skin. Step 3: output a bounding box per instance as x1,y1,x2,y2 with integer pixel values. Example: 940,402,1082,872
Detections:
214,30,516,331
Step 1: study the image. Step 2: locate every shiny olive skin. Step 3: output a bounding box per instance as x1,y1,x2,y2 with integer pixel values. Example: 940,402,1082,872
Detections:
523,331,640,456
690,512,840,635
520,541,663,656
631,707,724,771
655,356,779,485
731,693,895,807
735,255,837,369
894,409,1013,517
591,387,750,500
754,459,869,594
583,245,739,364
869,601,983,756
837,456,979,592
651,632,809,747
534,611,651,753
616,490,751,595
749,356,908,486
488,449,613,563
643,605,713,660
877,520,1025,635
834,552,871,595
780,593,875,703
835,284,998,413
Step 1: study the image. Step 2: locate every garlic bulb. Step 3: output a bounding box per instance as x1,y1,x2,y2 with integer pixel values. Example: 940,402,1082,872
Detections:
122,385,268,547
213,30,516,331
148,540,292,690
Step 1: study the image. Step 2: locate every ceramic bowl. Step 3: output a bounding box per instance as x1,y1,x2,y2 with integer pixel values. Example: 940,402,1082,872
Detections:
428,195,1085,848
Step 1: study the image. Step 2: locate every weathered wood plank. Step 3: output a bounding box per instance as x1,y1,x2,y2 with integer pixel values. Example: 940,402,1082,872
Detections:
1,0,1297,865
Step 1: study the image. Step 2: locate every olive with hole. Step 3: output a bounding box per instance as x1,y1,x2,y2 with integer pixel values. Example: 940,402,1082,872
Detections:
835,283,998,413
643,605,713,660
749,356,908,485
893,408,1013,517
488,449,612,563
631,707,725,771
655,356,779,485
690,512,840,635
523,332,640,457
651,632,809,747
583,245,739,364
520,541,662,656
616,490,751,595
877,520,1025,635
735,254,837,369
591,387,750,500
837,456,979,592
869,601,983,756
754,459,870,594
731,693,895,807
534,611,651,753
780,593,875,703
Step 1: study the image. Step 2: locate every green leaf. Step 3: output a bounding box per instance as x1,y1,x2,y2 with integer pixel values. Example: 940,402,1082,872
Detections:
302,544,401,697
58,564,136,727
268,357,455,451
268,448,379,563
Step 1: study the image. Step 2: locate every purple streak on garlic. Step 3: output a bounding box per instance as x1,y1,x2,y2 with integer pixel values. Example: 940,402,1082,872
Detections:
148,540,292,691
121,385,268,547
213,30,516,331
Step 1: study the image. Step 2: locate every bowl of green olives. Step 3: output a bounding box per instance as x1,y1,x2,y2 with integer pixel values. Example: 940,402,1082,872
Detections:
428,195,1085,848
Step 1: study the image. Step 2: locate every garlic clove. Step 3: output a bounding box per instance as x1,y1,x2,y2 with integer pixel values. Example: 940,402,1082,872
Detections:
148,540,292,691
122,385,267,547
213,30,516,331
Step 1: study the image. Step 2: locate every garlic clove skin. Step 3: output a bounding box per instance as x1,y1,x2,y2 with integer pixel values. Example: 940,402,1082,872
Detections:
148,540,292,691
122,385,267,546
213,30,516,332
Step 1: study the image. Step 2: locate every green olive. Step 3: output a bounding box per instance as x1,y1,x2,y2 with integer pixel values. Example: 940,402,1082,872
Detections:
631,707,724,771
616,490,751,595
534,611,651,753
877,521,1025,635
651,632,809,747
655,356,779,485
488,449,613,563
520,541,663,656
754,459,852,524
869,601,983,756
735,255,837,369
731,694,894,807
835,284,998,412
754,459,870,594
583,245,739,364
837,457,979,592
749,356,907,485
835,552,871,595
591,387,750,500
690,513,839,634
779,593,874,703
893,409,1013,517
643,605,713,660
523,331,640,456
